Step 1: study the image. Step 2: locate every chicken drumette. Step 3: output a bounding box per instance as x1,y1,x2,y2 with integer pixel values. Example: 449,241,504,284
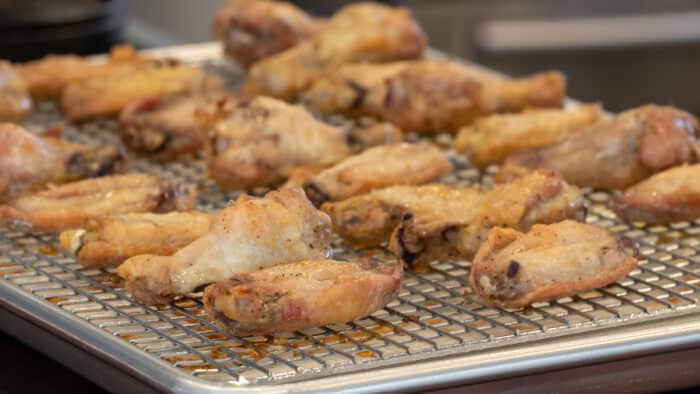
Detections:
0,61,32,121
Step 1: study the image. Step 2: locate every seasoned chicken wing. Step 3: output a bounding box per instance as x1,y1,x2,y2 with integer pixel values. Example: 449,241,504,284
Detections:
59,211,211,268
206,96,351,191
304,60,566,134
213,0,323,68
117,187,332,305
496,105,700,190
0,123,128,202
613,164,700,224
60,63,222,122
322,184,483,248
392,169,586,272
241,2,426,100
470,220,638,309
0,174,195,233
302,143,453,207
454,104,604,168
204,259,402,336
0,61,32,121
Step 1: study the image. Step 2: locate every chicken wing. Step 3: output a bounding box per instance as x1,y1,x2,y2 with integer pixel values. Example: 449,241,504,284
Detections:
204,259,402,336
0,123,128,202
59,211,211,268
205,96,351,191
469,220,638,309
322,184,483,248
613,164,700,224
60,62,222,123
496,105,700,190
454,104,604,168
117,187,332,305
0,61,32,121
213,0,323,68
303,60,566,134
392,169,586,272
241,2,426,100
302,143,453,207
0,174,196,233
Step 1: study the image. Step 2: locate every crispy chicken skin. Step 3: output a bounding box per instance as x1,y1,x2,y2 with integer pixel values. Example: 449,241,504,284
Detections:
392,169,586,272
613,164,700,224
206,96,351,191
117,187,332,305
322,184,483,248
454,104,604,168
0,174,196,233
59,211,211,268
496,105,700,190
213,0,323,68
304,61,565,134
0,123,128,202
60,63,222,123
302,143,453,207
17,45,152,100
469,221,638,309
0,61,32,121
204,259,402,336
241,2,427,100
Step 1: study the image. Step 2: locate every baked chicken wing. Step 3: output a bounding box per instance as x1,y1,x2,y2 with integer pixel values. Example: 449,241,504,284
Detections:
59,211,211,268
392,169,586,272
0,61,32,121
0,123,128,202
204,259,402,336
213,0,323,68
496,105,700,190
469,220,638,309
454,103,604,168
302,142,453,207
0,174,196,233
613,164,700,224
117,187,332,305
303,60,565,134
241,2,427,100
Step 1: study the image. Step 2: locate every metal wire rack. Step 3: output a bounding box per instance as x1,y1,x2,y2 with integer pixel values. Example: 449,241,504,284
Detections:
2,43,700,392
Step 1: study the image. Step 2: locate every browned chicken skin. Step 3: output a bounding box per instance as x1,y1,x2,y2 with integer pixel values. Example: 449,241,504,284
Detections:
613,164,700,224
391,169,586,272
117,187,332,305
0,174,196,233
204,259,402,336
0,123,128,202
469,220,638,309
213,0,323,68
302,142,453,207
496,105,700,190
0,61,32,121
59,211,211,267
241,2,427,100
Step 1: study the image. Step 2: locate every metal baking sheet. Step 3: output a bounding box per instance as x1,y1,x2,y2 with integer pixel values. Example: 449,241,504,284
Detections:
2,42,700,393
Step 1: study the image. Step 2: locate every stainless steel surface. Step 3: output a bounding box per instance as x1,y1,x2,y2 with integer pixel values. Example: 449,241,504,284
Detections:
3,43,700,393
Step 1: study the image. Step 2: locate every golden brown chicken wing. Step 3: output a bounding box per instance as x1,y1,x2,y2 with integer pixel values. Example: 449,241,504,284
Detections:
241,2,426,100
454,104,604,168
0,123,128,202
0,174,196,233
613,164,700,224
117,187,332,305
302,143,453,207
213,0,323,68
59,211,211,268
469,220,638,309
205,96,351,191
496,105,700,190
392,169,586,272
204,259,402,336
0,61,32,121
